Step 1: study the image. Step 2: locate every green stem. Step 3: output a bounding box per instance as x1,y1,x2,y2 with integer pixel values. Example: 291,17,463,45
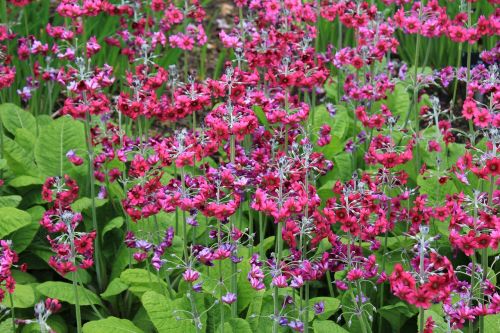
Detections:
469,253,476,333
304,283,310,333
272,223,283,333
259,212,264,257
84,110,105,291
8,292,15,333
354,280,368,333
230,134,237,317
450,42,463,112
180,168,189,262
419,307,425,333
378,206,391,333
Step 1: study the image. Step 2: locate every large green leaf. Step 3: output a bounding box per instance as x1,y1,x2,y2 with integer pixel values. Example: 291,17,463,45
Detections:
0,207,32,238
378,302,416,331
485,314,500,333
385,83,410,119
3,137,38,176
82,317,144,333
0,103,36,135
120,269,169,297
8,175,44,188
34,115,87,178
217,318,253,333
313,320,349,333
246,290,265,332
309,297,341,321
141,290,199,333
418,309,448,332
36,281,101,306
10,206,44,253
1,284,35,308
417,174,458,204
101,278,129,299
0,195,22,207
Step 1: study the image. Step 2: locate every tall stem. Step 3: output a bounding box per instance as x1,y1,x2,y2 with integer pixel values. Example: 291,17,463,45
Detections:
450,42,463,112
419,307,425,333
8,292,15,333
229,134,238,317
272,223,283,333
378,204,391,332
84,110,105,291
70,229,82,333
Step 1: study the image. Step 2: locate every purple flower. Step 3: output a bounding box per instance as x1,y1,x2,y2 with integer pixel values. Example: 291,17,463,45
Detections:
314,301,325,315
221,292,237,305
288,320,304,332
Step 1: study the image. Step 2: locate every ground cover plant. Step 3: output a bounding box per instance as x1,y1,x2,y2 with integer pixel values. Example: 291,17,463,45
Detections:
0,0,498,332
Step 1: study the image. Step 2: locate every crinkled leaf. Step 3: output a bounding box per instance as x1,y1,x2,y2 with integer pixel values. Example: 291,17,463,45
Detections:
3,137,38,176
141,290,200,333
309,297,341,321
10,206,44,253
485,314,500,333
36,281,101,306
34,115,87,178
0,207,32,238
8,175,44,188
313,320,349,333
1,284,35,308
82,317,144,333
379,302,416,331
0,195,22,207
217,318,253,333
120,269,169,297
0,103,36,135
102,216,124,240
101,278,129,299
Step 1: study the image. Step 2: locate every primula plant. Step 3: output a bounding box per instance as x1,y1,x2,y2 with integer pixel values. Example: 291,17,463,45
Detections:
0,0,498,332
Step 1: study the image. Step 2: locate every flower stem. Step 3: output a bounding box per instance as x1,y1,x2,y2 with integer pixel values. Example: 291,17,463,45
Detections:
272,223,282,333
8,292,15,333
229,134,238,317
419,307,425,333
84,110,105,291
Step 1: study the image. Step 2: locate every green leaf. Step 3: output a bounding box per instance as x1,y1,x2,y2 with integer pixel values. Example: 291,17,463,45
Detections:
82,317,144,333
385,83,410,119
8,175,44,188
3,137,38,176
217,318,253,333
120,269,169,297
9,205,41,253
341,291,373,333
0,207,32,238
417,174,458,204
418,309,448,332
0,195,22,207
71,197,108,212
15,128,36,154
101,278,129,299
36,281,101,306
0,103,36,135
141,290,199,333
485,314,500,333
34,116,87,178
309,297,341,320
1,284,35,308
246,290,265,332
378,302,416,331
313,320,349,333
102,216,124,240
0,320,13,332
